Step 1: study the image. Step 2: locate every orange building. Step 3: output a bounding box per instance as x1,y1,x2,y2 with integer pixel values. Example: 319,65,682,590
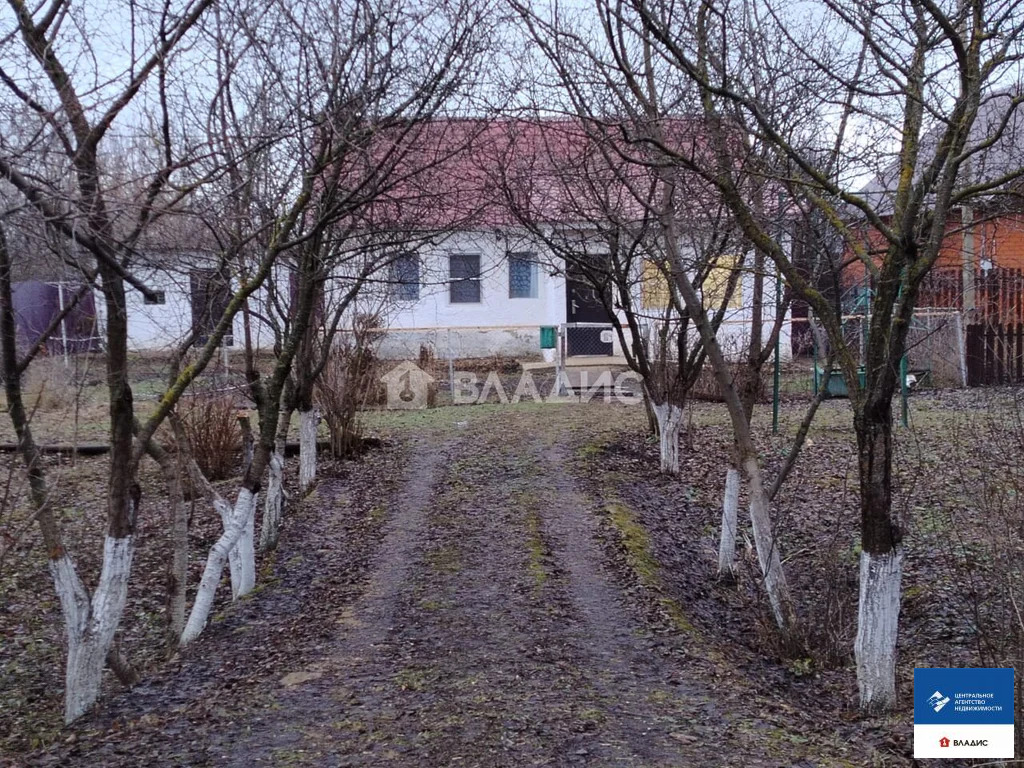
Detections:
842,211,1024,326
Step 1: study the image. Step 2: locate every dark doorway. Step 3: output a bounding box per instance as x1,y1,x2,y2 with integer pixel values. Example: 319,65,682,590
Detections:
190,268,233,346
565,257,613,356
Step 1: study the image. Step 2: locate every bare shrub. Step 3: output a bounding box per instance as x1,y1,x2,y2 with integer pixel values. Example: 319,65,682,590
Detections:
690,364,766,403
177,393,241,481
21,359,77,412
801,542,858,669
941,393,1024,751
741,510,856,667
455,354,521,375
317,315,383,458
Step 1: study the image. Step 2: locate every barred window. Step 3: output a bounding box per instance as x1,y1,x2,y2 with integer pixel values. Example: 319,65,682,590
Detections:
450,254,481,303
390,253,420,301
508,254,538,298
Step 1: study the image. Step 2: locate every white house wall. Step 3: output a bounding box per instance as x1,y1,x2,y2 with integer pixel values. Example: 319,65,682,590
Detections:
102,264,281,353
699,266,793,363
373,230,569,360
623,251,793,364
98,232,791,363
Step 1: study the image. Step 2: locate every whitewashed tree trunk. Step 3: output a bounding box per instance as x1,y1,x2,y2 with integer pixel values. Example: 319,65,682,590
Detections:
742,456,795,630
183,450,257,601
298,407,318,495
651,400,683,475
181,488,257,645
854,547,904,712
235,491,258,597
260,432,287,553
717,467,740,576
215,498,245,599
50,555,90,708
174,443,251,602
53,536,134,723
261,451,285,552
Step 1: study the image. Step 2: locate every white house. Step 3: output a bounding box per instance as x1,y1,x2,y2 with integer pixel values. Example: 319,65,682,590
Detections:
368,231,790,363
51,119,792,364
90,234,789,366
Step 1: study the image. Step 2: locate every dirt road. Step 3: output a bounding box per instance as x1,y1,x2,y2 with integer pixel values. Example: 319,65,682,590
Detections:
36,405,891,767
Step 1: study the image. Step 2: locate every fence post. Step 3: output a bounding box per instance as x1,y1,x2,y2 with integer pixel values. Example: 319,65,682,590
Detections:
1017,323,1024,382
954,313,968,388
900,353,909,428
772,270,781,435
448,328,455,402
1017,323,1023,382
556,324,567,397
983,317,992,382
56,281,70,367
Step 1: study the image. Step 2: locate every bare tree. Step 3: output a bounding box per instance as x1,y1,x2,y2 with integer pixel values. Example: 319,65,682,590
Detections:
626,0,1024,710
0,0,492,718
491,118,746,476
0,0,224,721
508,2,803,636
178,0,492,643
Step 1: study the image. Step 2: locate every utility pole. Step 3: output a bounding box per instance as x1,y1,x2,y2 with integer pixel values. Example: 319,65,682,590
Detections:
962,202,976,316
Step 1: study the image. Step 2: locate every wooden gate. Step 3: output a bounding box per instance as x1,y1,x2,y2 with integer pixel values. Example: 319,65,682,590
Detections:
966,322,1024,386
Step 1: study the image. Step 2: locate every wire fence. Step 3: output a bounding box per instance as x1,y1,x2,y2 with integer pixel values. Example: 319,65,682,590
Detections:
819,311,967,388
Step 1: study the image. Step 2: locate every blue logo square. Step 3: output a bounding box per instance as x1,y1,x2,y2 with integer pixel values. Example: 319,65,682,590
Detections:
914,668,1015,725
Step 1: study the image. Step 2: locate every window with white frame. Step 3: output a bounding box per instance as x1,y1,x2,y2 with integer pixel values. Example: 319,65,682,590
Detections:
390,252,420,301
508,253,538,298
449,253,481,303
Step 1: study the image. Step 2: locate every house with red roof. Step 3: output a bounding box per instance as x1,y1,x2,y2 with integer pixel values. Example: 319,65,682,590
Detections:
346,117,789,362
27,118,788,363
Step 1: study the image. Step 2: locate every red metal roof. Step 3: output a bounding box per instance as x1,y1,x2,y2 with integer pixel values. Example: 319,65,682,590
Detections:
350,116,722,231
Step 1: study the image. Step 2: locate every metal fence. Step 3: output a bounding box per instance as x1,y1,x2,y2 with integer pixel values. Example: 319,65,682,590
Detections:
345,312,988,392
563,322,616,357
797,311,968,389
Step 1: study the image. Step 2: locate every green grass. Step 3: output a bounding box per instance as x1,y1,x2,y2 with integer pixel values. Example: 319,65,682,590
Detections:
425,545,462,574
524,508,549,589
604,501,695,634
393,667,432,692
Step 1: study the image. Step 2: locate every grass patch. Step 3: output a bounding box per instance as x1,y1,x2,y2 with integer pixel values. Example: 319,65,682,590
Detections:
606,502,659,584
425,545,461,574
577,439,609,460
512,488,550,591
604,501,694,634
525,508,548,589
394,667,431,692
259,548,278,580
577,706,606,724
